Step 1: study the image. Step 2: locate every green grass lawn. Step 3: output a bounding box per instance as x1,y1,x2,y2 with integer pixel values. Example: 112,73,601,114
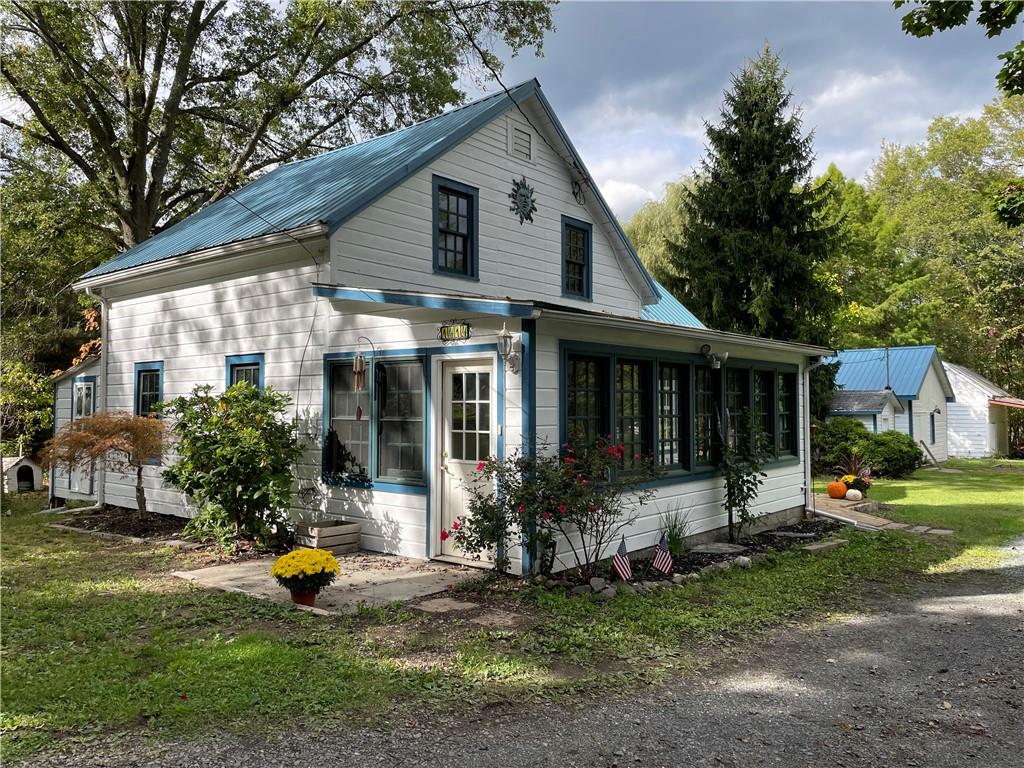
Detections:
3,459,1022,760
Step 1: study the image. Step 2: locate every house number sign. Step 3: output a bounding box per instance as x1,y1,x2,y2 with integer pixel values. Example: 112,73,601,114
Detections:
438,320,473,343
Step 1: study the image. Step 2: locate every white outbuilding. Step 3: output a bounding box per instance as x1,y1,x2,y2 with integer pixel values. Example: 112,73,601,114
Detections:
943,362,1018,458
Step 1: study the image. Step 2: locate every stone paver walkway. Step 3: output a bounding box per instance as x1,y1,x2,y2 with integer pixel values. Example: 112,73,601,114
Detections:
173,551,479,614
812,494,955,536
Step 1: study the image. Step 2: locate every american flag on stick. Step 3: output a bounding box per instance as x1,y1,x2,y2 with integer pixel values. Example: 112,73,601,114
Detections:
652,533,674,574
612,536,632,581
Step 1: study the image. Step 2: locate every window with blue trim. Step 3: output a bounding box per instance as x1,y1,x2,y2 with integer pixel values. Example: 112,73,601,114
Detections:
561,216,592,299
930,412,936,444
777,372,797,456
433,176,478,278
326,358,425,486
134,362,163,416
226,353,265,390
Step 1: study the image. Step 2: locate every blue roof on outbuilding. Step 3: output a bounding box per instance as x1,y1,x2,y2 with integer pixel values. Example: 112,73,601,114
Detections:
826,346,951,400
641,278,705,328
82,80,542,279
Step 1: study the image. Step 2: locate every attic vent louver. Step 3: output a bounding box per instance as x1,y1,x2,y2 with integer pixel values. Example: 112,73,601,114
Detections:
511,126,532,161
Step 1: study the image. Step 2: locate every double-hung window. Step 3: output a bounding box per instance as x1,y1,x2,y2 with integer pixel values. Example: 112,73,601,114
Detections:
326,357,425,487
433,176,478,278
725,368,750,449
565,354,608,448
657,363,687,469
752,370,775,446
561,216,592,299
326,362,371,480
615,360,652,472
693,365,717,466
134,361,163,417
226,353,264,390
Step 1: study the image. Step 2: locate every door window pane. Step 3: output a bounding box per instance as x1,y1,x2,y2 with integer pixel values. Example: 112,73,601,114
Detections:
449,369,490,463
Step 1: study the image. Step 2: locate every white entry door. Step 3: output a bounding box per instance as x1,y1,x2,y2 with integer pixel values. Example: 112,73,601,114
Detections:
439,360,496,561
71,380,95,493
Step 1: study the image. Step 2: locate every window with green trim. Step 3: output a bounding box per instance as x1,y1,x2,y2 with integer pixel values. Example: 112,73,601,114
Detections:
725,368,750,449
658,363,687,469
566,354,608,449
752,369,775,446
615,360,652,471
777,372,797,455
694,365,717,465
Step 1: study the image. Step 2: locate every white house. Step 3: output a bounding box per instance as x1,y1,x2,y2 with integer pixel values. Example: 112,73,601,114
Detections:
49,356,104,506
70,80,832,575
828,346,955,463
943,362,1018,458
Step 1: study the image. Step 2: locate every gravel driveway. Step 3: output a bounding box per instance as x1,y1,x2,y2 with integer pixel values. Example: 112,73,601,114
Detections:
29,543,1024,768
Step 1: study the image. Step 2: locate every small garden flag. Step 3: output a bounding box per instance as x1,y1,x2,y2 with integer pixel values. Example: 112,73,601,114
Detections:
612,536,632,581
652,533,674,574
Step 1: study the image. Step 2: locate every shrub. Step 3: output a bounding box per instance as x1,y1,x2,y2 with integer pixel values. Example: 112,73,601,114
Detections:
660,505,692,556
0,361,53,454
860,431,922,478
161,383,301,544
44,412,163,514
813,416,871,474
719,412,773,542
444,438,661,579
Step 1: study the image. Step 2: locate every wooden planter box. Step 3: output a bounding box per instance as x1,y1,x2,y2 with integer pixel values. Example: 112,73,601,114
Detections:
294,520,361,555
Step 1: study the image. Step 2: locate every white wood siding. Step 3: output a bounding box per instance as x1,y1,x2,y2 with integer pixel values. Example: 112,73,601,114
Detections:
99,250,525,560
913,366,950,462
945,365,1005,457
330,107,644,315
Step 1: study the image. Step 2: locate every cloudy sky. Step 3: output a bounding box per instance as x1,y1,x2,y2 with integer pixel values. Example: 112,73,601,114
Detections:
468,1,1009,220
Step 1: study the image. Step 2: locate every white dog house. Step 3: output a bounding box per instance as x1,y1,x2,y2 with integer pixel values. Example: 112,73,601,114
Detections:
2,456,43,493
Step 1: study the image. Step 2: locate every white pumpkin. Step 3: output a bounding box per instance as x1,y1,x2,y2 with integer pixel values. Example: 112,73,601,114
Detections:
845,488,863,501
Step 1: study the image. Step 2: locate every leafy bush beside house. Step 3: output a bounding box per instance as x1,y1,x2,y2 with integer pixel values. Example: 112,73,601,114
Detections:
812,416,871,474
160,384,301,546
859,431,922,478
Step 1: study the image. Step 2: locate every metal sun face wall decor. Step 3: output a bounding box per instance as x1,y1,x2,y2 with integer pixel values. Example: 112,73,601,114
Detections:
509,176,537,224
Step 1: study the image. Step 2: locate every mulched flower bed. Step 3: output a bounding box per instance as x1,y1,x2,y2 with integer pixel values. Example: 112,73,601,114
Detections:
629,517,845,579
65,506,188,539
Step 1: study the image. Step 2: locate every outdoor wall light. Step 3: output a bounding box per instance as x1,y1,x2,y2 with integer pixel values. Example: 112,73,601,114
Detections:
497,323,521,374
931,406,942,415
700,343,728,370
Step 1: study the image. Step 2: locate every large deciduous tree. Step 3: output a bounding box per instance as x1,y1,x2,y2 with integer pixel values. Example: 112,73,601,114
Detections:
894,1,1024,96
1,0,554,249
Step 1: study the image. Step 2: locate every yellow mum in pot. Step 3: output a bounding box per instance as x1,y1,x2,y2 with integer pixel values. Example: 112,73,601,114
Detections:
271,549,340,606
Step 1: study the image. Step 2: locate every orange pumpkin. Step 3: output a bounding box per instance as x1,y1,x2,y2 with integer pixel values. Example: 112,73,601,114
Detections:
827,481,848,499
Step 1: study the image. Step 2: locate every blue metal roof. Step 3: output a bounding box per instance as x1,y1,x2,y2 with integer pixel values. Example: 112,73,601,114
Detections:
82,80,541,279
641,278,705,329
826,346,946,400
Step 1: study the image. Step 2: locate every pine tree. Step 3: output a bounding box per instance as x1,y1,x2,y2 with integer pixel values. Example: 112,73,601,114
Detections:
668,47,840,349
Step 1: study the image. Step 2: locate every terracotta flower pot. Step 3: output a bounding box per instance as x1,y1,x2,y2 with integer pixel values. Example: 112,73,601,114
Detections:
290,590,317,607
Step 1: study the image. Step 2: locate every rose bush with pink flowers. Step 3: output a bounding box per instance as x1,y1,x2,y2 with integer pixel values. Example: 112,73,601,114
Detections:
441,437,660,578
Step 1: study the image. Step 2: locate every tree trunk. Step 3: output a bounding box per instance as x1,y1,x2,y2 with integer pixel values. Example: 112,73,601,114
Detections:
135,464,147,516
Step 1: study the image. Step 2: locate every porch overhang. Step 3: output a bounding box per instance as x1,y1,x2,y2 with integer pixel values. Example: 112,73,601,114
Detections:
311,283,540,318
990,395,1024,410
